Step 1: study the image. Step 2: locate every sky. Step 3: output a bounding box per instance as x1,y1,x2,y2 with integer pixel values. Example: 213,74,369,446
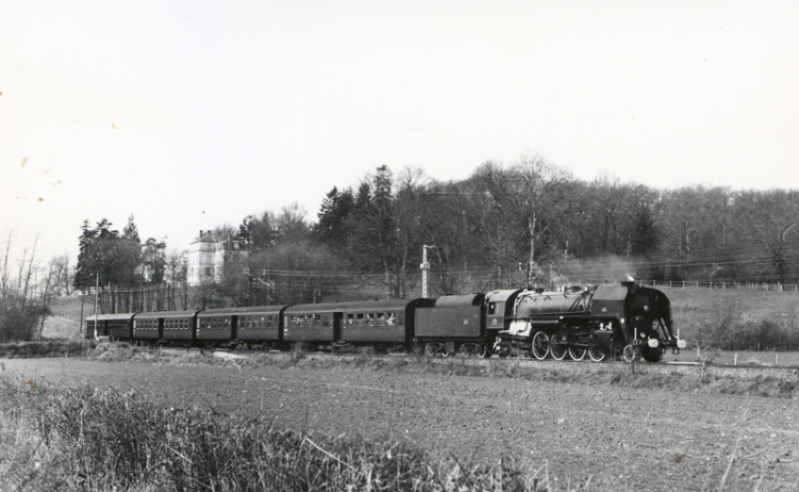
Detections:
2,0,799,265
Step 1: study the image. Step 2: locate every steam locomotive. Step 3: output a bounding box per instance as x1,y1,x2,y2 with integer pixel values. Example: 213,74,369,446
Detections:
85,280,686,362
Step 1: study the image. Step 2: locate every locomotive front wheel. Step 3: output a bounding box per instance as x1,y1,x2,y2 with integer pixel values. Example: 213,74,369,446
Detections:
568,345,587,361
531,331,549,360
549,334,567,360
622,344,637,363
588,345,608,362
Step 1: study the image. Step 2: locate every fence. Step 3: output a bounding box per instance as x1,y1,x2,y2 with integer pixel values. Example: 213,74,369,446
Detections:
641,280,799,292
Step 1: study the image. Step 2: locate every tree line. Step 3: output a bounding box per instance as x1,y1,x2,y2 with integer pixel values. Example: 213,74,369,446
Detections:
208,156,799,305
68,157,799,309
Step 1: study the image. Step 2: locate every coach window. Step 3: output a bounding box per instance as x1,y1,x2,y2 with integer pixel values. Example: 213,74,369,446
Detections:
347,313,354,325
322,314,330,327
357,313,364,326
377,313,385,326
366,313,374,326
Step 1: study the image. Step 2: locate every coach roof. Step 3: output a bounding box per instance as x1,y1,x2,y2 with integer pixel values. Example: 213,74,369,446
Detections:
198,305,287,316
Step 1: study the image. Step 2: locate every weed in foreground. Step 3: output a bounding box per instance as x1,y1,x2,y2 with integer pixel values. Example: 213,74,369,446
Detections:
0,375,563,492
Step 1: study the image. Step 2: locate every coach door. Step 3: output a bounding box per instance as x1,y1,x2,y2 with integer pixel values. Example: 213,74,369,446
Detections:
333,312,343,343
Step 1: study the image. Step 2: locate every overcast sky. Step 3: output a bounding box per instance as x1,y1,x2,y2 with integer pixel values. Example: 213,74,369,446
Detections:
3,0,798,264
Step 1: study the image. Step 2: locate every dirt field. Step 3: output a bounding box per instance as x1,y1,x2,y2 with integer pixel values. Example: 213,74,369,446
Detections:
2,355,797,491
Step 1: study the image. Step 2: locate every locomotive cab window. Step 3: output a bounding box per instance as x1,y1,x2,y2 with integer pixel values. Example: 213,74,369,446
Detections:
488,303,496,315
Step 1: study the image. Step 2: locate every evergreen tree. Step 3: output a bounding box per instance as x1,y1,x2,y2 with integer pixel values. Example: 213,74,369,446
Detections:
314,186,355,251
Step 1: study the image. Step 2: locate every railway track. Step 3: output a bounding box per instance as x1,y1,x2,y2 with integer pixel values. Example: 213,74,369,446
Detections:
161,344,799,379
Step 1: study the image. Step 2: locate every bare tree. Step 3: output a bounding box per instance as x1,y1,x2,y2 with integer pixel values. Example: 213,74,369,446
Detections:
510,153,573,284
735,190,799,284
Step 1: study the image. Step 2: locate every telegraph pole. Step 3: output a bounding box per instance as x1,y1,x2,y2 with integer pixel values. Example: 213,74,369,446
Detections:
93,273,99,340
421,245,434,298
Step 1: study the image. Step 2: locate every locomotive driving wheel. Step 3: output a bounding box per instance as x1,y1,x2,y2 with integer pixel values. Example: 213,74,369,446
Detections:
588,344,608,362
531,331,549,360
568,345,587,361
549,333,567,360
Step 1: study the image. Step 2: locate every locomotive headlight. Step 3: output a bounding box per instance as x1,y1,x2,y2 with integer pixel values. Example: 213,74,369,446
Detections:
648,338,659,348
677,339,687,349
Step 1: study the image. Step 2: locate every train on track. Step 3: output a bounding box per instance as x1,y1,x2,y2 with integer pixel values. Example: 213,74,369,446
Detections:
85,280,687,362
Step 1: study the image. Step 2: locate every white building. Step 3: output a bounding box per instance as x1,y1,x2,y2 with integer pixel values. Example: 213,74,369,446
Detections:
186,230,248,286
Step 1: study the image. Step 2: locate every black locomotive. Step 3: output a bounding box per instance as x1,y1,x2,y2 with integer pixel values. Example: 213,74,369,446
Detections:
85,280,686,362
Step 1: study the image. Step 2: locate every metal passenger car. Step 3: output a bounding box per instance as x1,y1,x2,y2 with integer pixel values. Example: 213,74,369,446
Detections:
133,310,201,345
283,298,435,351
196,305,288,348
339,298,434,349
84,313,135,340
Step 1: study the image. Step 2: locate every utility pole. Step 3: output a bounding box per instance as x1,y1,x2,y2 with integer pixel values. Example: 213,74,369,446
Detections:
421,245,434,298
93,273,99,340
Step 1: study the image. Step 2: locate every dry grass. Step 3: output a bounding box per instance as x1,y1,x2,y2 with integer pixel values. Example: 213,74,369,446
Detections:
0,373,574,492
